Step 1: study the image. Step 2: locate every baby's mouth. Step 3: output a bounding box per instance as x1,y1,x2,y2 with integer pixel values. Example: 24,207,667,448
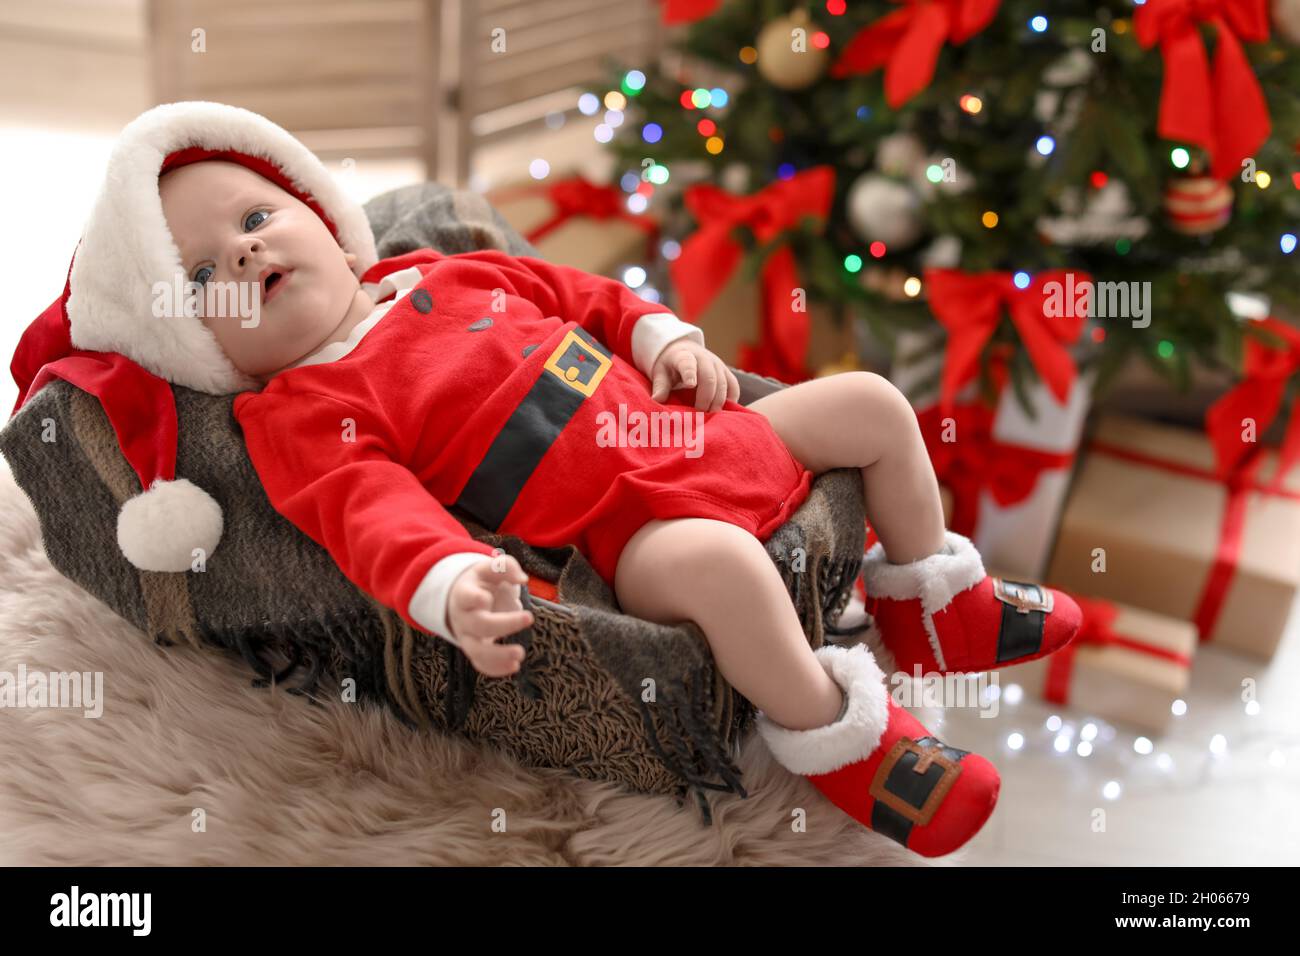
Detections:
261,268,292,302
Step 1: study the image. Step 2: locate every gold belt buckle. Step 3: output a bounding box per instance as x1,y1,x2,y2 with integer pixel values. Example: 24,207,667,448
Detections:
542,328,612,397
993,577,1054,614
869,737,962,827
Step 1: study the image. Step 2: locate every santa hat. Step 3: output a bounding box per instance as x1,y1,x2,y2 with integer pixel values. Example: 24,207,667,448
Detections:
8,101,379,572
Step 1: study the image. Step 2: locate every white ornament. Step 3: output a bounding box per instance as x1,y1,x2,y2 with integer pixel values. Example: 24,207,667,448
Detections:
847,173,924,249
875,133,926,178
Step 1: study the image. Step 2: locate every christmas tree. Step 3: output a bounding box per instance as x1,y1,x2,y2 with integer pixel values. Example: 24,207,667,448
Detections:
603,0,1300,410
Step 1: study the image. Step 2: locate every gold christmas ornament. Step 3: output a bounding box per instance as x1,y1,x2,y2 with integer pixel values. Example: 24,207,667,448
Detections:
755,11,828,90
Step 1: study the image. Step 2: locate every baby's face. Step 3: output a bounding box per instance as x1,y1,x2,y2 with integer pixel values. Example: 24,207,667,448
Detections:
159,160,364,379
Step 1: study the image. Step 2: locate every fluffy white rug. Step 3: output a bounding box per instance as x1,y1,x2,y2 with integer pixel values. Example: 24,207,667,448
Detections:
0,465,929,866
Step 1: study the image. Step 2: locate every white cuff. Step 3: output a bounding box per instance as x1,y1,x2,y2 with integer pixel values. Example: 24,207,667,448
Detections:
408,552,497,645
630,312,706,379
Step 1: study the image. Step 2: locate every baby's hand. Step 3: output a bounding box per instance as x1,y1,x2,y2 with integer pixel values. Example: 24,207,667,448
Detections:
446,554,534,678
649,339,741,412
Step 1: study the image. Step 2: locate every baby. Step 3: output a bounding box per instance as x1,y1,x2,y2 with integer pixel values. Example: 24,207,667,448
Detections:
139,125,1076,853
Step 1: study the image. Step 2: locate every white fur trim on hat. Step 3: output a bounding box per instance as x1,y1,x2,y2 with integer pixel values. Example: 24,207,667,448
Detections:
117,478,223,572
754,643,890,776
67,101,379,395
859,530,985,672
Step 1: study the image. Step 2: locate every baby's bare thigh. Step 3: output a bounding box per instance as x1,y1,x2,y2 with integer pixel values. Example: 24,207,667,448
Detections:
613,516,772,625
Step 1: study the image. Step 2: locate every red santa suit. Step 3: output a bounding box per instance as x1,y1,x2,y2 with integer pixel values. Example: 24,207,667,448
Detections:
232,248,814,644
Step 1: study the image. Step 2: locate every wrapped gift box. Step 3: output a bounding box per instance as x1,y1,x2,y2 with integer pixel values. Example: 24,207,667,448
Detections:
997,591,1197,734
487,175,659,278
685,267,858,377
1046,413,1300,660
890,328,1093,580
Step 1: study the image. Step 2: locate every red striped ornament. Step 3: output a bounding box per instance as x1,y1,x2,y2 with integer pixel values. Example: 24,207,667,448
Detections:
1162,175,1233,236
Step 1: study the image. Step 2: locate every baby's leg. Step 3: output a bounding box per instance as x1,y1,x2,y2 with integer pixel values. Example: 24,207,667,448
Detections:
614,517,844,731
748,371,945,563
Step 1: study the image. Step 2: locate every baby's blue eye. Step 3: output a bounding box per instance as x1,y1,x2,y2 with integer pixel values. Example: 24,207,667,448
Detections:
193,265,214,286
244,209,269,231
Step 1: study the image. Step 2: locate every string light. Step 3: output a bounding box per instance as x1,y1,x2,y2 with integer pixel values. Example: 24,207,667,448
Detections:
594,124,613,143
1090,170,1108,189
826,0,847,14
960,94,983,114
604,109,624,128
709,88,729,108
1115,238,1132,255
1030,15,1048,32
1007,732,1025,751
645,163,669,185
869,241,887,258
1134,737,1154,755
856,105,872,120
1281,233,1297,254
1077,741,1093,757
622,70,646,95
926,164,945,183
982,210,999,228
1255,171,1272,189
1245,700,1261,716
1209,734,1228,756
578,93,600,115
660,239,681,260
705,135,724,154
691,88,712,108
1036,135,1056,155
1157,340,1175,358
641,122,663,144
812,31,830,49
604,91,627,111
1013,270,1031,289
1046,715,1062,732
903,276,922,297
1171,698,1188,716
844,254,863,273
1102,781,1122,800
626,193,648,213
777,162,796,179
1170,147,1190,168
739,46,757,64
679,90,696,109
622,266,647,288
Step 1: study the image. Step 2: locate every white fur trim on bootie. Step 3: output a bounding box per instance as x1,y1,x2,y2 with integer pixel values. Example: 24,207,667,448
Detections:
117,478,223,572
754,643,890,777
859,530,985,671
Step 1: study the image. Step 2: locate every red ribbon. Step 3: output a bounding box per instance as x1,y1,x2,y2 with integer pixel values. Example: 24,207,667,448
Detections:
830,0,1000,107
490,175,660,249
915,399,1075,538
1204,316,1300,495
659,0,720,25
1135,0,1272,181
1042,594,1193,706
1087,432,1300,643
670,165,836,383
923,268,1088,417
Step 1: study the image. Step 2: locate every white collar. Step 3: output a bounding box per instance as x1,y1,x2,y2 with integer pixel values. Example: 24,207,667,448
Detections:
287,265,425,370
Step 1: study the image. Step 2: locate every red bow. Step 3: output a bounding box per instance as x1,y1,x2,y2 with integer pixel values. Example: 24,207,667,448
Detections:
1205,316,1300,494
915,400,1075,537
491,175,660,248
923,268,1087,417
670,166,836,382
830,0,1000,107
659,0,720,25
1042,594,1192,705
1135,0,1271,181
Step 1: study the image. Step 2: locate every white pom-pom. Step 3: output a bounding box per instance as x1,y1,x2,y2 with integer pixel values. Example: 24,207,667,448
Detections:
116,478,223,572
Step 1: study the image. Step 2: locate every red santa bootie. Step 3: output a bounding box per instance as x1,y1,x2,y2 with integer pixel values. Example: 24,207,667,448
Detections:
754,643,1000,858
861,529,1082,676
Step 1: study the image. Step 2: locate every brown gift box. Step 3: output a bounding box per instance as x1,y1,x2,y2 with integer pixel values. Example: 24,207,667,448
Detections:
1045,413,1300,660
488,179,657,279
685,268,857,376
995,592,1197,734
